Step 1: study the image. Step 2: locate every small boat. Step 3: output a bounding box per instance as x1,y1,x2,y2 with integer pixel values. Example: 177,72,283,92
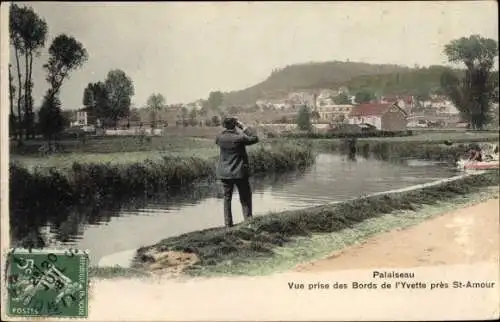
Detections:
456,157,500,170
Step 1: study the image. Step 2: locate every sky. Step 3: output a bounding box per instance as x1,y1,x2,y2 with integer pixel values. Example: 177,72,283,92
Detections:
7,1,500,110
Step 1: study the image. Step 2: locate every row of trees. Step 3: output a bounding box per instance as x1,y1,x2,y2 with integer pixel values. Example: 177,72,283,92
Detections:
9,4,88,142
82,70,135,128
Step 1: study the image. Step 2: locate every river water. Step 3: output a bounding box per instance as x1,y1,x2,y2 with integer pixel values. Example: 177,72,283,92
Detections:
35,153,459,266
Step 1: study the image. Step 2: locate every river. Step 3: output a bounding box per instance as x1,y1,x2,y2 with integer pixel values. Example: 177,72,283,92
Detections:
30,153,459,266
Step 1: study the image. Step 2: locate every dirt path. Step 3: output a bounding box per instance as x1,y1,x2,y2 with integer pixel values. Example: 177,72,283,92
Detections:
295,198,499,272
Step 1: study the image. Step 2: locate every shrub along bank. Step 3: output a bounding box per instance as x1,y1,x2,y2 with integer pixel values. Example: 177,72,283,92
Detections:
132,171,499,274
308,135,499,163
10,142,315,212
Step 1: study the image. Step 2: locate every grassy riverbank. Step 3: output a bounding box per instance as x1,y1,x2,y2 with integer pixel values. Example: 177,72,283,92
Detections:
309,131,499,162
131,171,499,276
10,142,315,209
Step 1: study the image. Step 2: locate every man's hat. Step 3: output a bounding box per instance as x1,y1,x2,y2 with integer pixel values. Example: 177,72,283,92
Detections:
222,116,237,129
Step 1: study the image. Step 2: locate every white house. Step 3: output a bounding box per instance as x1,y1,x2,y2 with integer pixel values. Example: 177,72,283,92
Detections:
70,110,88,127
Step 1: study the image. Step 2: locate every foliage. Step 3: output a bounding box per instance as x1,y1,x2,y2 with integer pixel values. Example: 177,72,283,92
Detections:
222,61,418,106
208,91,224,110
104,69,135,126
9,64,17,136
441,35,499,129
211,115,221,127
9,3,48,140
222,61,472,106
227,106,239,115
147,93,166,128
354,88,376,103
37,92,64,140
296,106,312,131
189,109,198,126
44,34,88,97
10,144,315,214
82,82,108,125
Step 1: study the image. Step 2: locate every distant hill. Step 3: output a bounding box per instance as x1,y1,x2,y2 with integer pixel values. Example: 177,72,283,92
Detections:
221,61,470,106
342,65,461,97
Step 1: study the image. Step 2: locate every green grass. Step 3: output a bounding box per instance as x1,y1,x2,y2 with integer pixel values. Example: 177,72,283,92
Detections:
132,171,499,275
10,132,498,170
304,132,499,163
11,149,219,172
186,187,499,277
354,131,499,143
88,186,499,280
10,142,316,213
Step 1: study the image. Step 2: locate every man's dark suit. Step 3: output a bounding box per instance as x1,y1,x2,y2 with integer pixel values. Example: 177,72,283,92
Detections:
215,126,259,227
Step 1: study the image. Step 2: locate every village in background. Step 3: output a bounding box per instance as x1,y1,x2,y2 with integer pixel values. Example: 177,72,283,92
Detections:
7,2,499,145
25,64,500,142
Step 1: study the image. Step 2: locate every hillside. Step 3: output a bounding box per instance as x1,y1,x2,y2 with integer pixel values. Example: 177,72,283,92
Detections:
343,65,460,97
220,61,491,106
222,61,412,106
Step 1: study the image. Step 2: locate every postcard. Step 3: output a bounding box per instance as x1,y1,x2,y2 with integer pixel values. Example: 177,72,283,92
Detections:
1,1,499,321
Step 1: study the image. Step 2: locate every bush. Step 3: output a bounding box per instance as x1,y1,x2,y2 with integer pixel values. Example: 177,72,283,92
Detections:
10,143,316,209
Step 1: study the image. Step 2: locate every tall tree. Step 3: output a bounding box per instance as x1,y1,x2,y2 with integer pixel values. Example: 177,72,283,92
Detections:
82,82,109,125
40,34,87,142
189,108,198,126
296,105,312,131
44,34,88,98
9,4,48,140
9,5,28,139
208,91,224,110
104,69,135,128
180,106,189,126
23,7,48,139
146,93,166,128
10,4,24,140
9,64,16,137
38,91,64,142
441,35,499,129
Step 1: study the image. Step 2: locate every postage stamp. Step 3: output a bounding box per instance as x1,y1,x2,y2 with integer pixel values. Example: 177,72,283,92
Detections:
5,248,89,318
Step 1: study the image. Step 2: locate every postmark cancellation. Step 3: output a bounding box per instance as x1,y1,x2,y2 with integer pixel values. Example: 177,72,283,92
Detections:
4,248,89,318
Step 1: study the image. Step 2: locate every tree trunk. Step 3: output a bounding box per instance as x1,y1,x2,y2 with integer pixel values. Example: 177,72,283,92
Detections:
24,50,30,141
8,65,15,116
28,50,35,139
14,47,23,141
9,65,16,138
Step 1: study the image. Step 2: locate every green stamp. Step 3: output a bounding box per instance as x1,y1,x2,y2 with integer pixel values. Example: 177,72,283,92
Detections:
5,248,89,318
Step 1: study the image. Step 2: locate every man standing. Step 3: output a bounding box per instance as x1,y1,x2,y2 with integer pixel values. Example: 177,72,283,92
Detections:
215,117,259,227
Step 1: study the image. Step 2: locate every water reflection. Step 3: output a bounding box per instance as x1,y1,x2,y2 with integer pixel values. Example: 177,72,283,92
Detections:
10,153,458,264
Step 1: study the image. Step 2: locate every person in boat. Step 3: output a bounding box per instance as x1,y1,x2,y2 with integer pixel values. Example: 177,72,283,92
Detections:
467,144,483,162
215,117,260,227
